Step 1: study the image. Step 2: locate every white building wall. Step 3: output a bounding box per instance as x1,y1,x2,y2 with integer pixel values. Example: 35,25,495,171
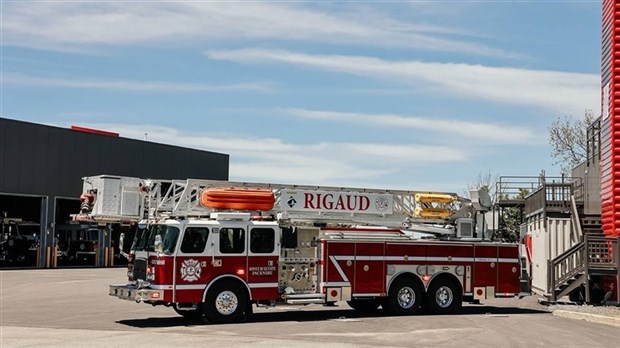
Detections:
530,216,573,295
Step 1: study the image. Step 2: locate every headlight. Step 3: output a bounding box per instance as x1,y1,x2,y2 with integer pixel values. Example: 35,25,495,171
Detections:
79,243,85,250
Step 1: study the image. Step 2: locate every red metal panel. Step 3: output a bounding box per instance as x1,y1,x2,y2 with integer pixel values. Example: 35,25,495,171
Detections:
496,246,521,294
175,289,202,303
426,243,474,260
250,288,277,300
354,242,385,294
246,255,279,300
473,245,498,288
325,241,355,284
601,0,620,237
148,255,197,302
152,255,175,286
169,254,249,303
172,255,213,303
385,242,426,262
210,255,249,282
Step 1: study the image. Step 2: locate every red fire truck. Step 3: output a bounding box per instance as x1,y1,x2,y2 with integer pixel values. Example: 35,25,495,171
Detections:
75,175,528,323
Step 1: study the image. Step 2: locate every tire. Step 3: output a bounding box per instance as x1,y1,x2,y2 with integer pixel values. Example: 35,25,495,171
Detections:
385,278,422,315
347,299,381,313
173,304,203,320
203,281,249,324
425,278,462,314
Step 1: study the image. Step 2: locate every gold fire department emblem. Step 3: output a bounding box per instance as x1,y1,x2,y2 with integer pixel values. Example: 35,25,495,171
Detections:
181,259,202,282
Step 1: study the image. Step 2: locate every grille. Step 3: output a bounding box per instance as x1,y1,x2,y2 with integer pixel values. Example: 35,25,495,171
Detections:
133,258,147,281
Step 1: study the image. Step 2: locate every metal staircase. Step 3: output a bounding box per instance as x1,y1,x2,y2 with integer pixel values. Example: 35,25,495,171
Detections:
548,232,620,303
542,190,620,304
548,242,586,302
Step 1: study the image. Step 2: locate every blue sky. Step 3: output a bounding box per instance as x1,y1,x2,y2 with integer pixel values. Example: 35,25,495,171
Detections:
1,1,602,193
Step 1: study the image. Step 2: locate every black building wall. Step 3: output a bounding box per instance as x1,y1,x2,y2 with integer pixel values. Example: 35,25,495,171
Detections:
0,117,229,197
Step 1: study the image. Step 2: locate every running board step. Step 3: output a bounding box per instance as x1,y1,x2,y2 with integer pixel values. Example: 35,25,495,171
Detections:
283,293,325,305
285,299,326,305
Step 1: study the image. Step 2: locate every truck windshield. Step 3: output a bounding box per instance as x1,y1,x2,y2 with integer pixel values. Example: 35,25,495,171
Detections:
147,225,179,255
131,225,147,252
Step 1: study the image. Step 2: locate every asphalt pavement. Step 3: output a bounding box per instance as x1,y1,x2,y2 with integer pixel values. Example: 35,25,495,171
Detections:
1,268,619,347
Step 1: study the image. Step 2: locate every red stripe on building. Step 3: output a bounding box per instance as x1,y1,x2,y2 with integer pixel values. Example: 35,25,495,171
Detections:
70,125,119,137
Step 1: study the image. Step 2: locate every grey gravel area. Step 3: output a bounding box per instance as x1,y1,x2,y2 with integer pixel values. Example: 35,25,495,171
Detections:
548,302,620,317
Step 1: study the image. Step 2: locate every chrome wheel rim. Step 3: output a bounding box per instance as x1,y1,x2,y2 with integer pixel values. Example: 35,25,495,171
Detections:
215,290,238,315
397,286,416,309
435,286,453,308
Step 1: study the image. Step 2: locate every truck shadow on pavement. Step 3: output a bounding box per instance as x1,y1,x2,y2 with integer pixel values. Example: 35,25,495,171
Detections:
117,305,548,328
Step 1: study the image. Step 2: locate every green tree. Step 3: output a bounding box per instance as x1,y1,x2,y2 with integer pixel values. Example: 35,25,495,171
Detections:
548,110,596,174
495,188,529,242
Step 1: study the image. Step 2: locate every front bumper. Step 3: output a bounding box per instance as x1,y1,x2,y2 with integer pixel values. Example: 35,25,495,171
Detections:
109,284,164,302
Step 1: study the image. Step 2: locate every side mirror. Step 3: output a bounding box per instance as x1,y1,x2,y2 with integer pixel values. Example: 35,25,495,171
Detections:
154,235,164,254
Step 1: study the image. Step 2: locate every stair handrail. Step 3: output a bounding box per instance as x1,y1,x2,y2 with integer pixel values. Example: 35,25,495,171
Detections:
549,241,586,298
570,195,583,242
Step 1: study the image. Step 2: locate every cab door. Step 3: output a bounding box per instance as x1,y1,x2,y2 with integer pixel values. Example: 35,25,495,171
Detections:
246,224,279,300
174,225,210,303
211,223,248,281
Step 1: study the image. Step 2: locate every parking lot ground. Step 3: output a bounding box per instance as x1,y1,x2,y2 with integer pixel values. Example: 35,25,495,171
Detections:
2,268,620,347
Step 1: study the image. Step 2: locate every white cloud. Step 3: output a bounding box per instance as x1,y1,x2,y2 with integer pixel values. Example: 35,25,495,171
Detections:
64,122,468,187
206,49,600,115
2,2,515,58
3,73,272,92
284,108,538,145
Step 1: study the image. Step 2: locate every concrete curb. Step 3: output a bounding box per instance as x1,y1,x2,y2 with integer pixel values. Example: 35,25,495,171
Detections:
553,310,620,327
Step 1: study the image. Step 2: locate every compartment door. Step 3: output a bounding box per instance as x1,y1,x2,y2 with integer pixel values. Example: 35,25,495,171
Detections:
246,226,279,300
354,242,385,295
473,245,499,296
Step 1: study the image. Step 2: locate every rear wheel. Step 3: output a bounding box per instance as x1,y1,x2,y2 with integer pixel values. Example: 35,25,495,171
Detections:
203,281,249,324
385,278,422,315
425,278,462,314
347,299,381,313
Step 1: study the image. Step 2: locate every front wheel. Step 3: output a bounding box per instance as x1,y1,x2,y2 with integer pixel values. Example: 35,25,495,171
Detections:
203,281,249,324
385,278,422,315
425,278,462,314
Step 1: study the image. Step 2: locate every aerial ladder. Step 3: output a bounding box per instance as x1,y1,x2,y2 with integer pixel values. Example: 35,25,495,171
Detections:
74,175,491,238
